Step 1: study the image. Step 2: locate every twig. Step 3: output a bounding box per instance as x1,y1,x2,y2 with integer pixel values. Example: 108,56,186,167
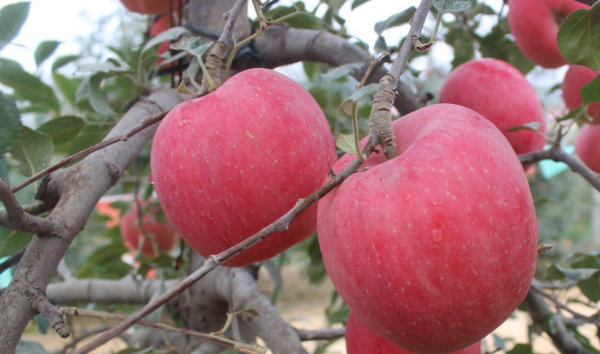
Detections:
0,179,59,234
54,326,110,354
0,248,26,275
536,280,578,290
295,327,345,341
518,148,600,191
9,110,170,194
530,280,600,326
34,296,70,338
57,307,266,354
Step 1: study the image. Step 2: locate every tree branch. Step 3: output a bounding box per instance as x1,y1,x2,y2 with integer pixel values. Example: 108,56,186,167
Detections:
525,288,593,354
33,296,70,338
518,148,600,191
530,280,600,326
0,179,59,234
0,89,183,354
295,327,345,341
0,248,25,275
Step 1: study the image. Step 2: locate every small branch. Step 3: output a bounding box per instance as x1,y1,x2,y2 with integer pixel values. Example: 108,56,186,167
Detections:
0,179,59,235
57,307,265,354
9,110,169,194
0,248,26,275
218,0,248,44
295,327,345,341
530,280,600,326
34,296,70,338
536,280,578,290
518,148,600,191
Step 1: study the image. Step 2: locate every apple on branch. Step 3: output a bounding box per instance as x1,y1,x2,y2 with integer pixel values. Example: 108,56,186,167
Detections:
150,68,337,267
507,0,588,69
318,104,538,354
439,58,546,156
562,65,600,124
346,312,481,354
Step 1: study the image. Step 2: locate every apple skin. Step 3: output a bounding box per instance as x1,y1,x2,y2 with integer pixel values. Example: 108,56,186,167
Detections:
562,65,600,124
318,104,538,354
120,0,180,15
120,202,179,258
346,312,481,354
507,0,588,68
575,124,600,174
150,15,171,67
151,68,337,267
438,58,546,156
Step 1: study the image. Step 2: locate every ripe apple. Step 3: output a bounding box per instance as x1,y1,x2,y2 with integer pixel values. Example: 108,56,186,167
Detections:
120,0,180,15
150,15,172,67
150,68,337,267
507,0,588,69
346,312,481,354
562,65,600,124
120,201,179,258
318,104,538,354
438,58,546,156
575,124,600,174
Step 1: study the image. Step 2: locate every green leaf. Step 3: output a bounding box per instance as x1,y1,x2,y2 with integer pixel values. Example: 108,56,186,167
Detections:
556,105,587,123
581,75,600,105
506,122,541,132
339,83,383,116
578,275,600,302
37,116,86,145
335,133,359,155
169,37,212,61
0,227,31,258
433,0,475,13
51,54,80,72
76,73,116,116
34,315,49,334
265,4,324,30
0,2,30,52
321,62,363,82
374,35,388,53
445,24,475,68
351,0,372,9
52,73,82,108
546,263,566,280
557,3,600,70
9,126,53,178
0,91,22,156
0,58,60,113
506,343,533,354
308,86,329,109
142,26,189,54
15,340,46,354
374,7,416,35
477,22,535,75
34,40,60,67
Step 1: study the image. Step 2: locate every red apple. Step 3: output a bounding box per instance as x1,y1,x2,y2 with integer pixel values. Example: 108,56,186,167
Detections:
507,0,588,69
575,124,600,174
318,104,538,354
150,15,172,67
150,68,337,267
438,58,546,156
120,201,179,258
346,312,481,354
562,65,600,124
95,201,121,229
120,0,180,15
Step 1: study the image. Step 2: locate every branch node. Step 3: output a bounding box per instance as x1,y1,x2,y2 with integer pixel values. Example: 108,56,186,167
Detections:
34,295,70,339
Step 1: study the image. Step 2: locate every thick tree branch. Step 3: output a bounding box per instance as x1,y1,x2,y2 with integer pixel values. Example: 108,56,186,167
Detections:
519,148,600,191
0,179,59,234
525,288,593,354
295,327,345,341
250,25,429,116
0,89,184,354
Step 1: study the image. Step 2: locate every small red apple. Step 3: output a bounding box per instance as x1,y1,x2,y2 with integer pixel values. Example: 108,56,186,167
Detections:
438,58,546,156
507,0,588,69
346,312,481,354
318,104,538,354
120,0,181,15
120,201,179,258
150,15,172,67
562,65,600,124
575,124,600,174
96,201,121,229
150,68,337,267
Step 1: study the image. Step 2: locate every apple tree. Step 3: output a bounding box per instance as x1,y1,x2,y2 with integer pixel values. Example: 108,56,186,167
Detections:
1,0,600,354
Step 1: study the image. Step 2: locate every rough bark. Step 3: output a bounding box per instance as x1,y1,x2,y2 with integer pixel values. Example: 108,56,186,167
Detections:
0,90,184,354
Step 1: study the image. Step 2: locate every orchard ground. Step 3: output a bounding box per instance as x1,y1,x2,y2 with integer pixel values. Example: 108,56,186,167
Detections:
21,264,600,353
